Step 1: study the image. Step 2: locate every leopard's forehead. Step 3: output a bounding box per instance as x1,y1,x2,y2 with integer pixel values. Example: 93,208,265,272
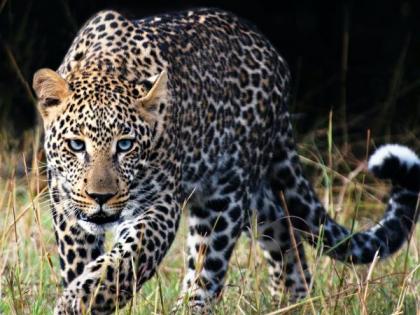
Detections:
51,70,150,141
66,68,148,103
60,106,134,140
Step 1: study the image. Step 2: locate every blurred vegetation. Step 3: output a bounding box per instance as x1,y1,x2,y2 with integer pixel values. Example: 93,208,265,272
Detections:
1,0,420,150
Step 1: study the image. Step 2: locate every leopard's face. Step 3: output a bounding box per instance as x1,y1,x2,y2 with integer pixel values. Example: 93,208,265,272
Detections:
34,67,167,234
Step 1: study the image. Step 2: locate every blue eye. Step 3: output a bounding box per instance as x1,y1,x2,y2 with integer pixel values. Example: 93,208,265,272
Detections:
67,139,85,152
117,139,134,153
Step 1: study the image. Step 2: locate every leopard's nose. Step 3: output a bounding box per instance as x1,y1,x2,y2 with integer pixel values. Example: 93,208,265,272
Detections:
85,191,116,205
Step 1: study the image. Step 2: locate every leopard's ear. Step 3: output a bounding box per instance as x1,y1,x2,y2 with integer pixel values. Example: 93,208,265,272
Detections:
32,68,70,124
137,71,168,121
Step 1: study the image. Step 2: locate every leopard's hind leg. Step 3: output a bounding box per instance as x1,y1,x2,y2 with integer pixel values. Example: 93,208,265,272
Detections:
249,183,312,302
175,180,250,313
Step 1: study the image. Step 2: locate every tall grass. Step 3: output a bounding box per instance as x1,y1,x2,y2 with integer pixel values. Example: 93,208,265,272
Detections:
0,127,418,315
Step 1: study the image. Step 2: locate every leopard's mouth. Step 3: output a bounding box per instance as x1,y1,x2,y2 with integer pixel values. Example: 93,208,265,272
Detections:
77,212,121,225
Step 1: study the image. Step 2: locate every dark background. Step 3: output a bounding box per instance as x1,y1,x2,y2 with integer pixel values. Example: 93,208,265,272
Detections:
1,0,420,148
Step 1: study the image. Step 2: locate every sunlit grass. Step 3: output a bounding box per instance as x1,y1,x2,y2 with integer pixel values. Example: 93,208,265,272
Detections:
0,131,419,315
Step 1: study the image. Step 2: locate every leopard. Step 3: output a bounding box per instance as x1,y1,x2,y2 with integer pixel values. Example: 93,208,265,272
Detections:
32,8,420,315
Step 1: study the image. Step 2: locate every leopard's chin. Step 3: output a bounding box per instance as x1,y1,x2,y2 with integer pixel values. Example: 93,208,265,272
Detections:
77,219,118,235
75,208,122,235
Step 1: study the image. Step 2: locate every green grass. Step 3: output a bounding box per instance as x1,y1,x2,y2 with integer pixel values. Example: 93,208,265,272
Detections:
0,135,419,315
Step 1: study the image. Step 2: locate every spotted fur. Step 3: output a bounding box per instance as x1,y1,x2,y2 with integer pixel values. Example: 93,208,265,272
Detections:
32,8,419,314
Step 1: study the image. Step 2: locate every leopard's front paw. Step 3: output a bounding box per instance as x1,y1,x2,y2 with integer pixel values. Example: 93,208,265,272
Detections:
54,293,82,315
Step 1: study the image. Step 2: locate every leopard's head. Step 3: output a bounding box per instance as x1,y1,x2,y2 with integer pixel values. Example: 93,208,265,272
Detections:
33,65,168,234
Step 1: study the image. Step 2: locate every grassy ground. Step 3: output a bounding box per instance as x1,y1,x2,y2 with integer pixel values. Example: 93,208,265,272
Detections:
0,133,419,315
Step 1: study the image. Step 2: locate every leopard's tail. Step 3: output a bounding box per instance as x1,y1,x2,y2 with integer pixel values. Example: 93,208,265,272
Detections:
272,144,420,263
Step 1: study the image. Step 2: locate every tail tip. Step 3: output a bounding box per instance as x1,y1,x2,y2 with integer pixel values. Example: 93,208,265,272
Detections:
368,144,420,188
